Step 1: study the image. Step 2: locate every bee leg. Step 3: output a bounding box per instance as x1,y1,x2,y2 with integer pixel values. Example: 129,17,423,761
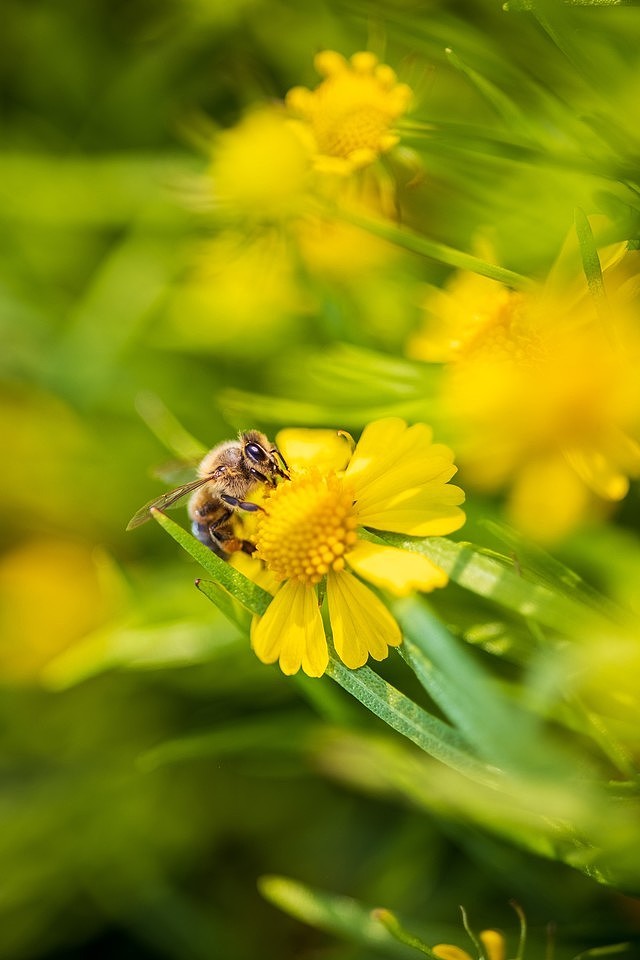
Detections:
207,512,257,557
191,519,228,558
270,447,290,478
210,530,257,557
219,495,265,513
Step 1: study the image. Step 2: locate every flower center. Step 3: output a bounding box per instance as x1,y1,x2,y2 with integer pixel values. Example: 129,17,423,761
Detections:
456,291,544,364
317,105,391,159
255,470,358,585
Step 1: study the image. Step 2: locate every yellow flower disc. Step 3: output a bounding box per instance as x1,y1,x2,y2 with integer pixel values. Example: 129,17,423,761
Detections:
286,50,412,173
255,470,357,584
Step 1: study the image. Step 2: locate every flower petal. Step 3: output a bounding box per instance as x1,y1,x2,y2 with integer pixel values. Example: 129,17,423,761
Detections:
346,540,448,595
345,417,423,488
564,444,633,501
508,455,592,543
251,580,328,677
276,428,353,474
327,569,401,669
358,481,466,536
433,947,474,960
353,447,459,513
346,419,464,529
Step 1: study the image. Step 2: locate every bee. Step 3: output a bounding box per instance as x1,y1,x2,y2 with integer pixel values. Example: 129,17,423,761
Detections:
127,430,289,557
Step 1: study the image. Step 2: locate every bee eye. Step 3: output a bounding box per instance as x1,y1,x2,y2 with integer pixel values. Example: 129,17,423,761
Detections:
245,442,267,463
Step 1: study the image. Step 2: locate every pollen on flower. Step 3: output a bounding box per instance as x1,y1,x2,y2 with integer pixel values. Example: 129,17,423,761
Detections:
254,470,357,584
285,50,412,175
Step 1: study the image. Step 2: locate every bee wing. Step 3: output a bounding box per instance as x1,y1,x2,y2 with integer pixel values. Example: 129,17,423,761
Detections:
126,475,215,530
151,457,200,485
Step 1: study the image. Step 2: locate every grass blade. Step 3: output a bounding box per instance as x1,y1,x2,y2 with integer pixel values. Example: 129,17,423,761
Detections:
326,657,502,789
258,875,426,958
151,509,271,615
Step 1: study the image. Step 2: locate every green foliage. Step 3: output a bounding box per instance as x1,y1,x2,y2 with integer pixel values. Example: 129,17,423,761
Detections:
2,0,640,957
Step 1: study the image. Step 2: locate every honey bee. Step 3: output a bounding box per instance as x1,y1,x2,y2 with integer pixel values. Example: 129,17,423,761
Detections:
127,430,289,557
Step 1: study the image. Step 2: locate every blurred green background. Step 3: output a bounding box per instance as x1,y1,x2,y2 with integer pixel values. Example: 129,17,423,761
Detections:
2,1,640,957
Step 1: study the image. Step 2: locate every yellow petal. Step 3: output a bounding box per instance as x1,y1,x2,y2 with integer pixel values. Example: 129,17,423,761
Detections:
358,482,466,536
508,455,592,543
345,418,426,488
346,541,448,595
346,420,464,530
479,931,506,960
327,570,401,669
433,946,474,960
564,444,630,501
251,580,328,677
229,551,280,595
353,446,459,513
276,428,353,475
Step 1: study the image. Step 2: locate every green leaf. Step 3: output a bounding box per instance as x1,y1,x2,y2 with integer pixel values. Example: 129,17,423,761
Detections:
333,208,534,290
575,207,606,301
325,657,502,789
445,47,527,132
482,520,627,623
395,599,585,779
374,910,440,958
195,579,251,632
370,531,614,638
258,875,421,958
150,509,271,616
220,387,433,432
134,392,208,461
139,713,313,771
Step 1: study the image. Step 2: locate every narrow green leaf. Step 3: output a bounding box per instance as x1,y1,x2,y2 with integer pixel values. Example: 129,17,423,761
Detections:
331,209,534,290
220,388,432,431
482,520,627,623
135,391,208,461
575,207,606,301
151,509,271,615
326,656,502,789
374,909,440,958
195,579,251,632
445,47,526,132
258,875,420,958
506,0,628,7
572,946,633,960
395,600,576,777
139,713,313,771
370,531,614,637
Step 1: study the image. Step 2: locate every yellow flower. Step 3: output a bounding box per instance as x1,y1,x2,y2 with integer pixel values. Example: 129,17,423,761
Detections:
0,539,114,682
250,419,465,677
285,50,412,176
208,105,311,220
434,930,506,960
162,231,306,357
408,242,640,541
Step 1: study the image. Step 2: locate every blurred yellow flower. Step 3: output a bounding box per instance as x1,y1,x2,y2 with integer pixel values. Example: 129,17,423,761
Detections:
295,175,400,279
408,244,640,541
250,419,465,677
286,50,412,176
0,540,114,682
162,231,307,356
209,105,311,220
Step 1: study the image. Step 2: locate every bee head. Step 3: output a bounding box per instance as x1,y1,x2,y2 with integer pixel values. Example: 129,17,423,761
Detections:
241,430,290,483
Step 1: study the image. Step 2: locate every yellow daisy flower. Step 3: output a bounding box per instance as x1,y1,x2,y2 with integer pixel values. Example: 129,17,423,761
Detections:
408,241,640,541
250,418,465,677
285,50,413,176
